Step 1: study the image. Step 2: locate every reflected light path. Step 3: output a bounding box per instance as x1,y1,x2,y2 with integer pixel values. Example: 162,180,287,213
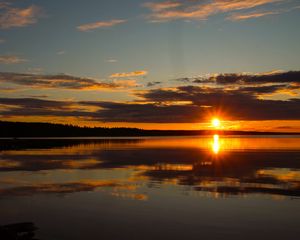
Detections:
212,134,220,154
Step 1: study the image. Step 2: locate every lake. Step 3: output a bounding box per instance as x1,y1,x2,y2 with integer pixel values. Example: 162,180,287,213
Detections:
1,135,300,240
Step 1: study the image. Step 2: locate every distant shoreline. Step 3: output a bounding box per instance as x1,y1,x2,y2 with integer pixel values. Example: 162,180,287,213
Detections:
0,120,299,137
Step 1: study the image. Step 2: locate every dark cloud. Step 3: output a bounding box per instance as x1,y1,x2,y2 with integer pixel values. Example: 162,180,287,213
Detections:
176,71,300,98
85,101,204,123
188,71,300,96
0,97,71,109
131,86,300,121
1,81,300,123
146,81,161,87
203,71,300,85
0,72,122,90
84,69,299,122
0,97,93,118
239,84,289,94
1,70,300,123
173,77,213,84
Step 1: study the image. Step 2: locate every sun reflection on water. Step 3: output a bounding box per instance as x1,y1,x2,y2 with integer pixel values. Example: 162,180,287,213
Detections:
212,134,220,154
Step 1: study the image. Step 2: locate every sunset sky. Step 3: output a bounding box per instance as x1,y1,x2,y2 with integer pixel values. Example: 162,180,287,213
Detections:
0,0,300,131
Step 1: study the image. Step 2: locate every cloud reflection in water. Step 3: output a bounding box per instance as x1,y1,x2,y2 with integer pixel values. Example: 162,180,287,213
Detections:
0,137,300,199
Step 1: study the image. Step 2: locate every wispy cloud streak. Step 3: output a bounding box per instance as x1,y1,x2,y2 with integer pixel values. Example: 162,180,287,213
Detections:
110,71,148,78
0,72,135,90
144,0,286,22
0,55,27,64
77,19,127,31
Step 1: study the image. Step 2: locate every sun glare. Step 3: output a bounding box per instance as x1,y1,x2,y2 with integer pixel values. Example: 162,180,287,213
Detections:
212,118,221,128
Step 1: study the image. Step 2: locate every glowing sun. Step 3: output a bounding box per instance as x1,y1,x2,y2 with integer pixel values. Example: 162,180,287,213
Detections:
212,118,221,128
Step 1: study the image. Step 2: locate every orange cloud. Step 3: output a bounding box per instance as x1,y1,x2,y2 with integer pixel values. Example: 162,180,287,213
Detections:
110,70,148,78
229,11,278,20
228,4,300,21
0,5,43,29
0,55,27,64
77,19,127,31
143,1,182,12
213,0,281,11
113,79,139,88
144,0,282,22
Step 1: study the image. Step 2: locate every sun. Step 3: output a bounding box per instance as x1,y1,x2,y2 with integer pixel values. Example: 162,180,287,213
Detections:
212,118,221,128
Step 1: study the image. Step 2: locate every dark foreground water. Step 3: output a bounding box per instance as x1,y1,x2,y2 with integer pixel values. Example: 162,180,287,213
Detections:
0,136,300,240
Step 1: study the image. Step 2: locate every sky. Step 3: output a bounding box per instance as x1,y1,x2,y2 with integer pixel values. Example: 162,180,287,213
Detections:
0,0,300,131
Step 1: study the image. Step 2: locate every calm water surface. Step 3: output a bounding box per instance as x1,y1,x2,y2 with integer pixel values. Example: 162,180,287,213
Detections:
0,136,300,240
